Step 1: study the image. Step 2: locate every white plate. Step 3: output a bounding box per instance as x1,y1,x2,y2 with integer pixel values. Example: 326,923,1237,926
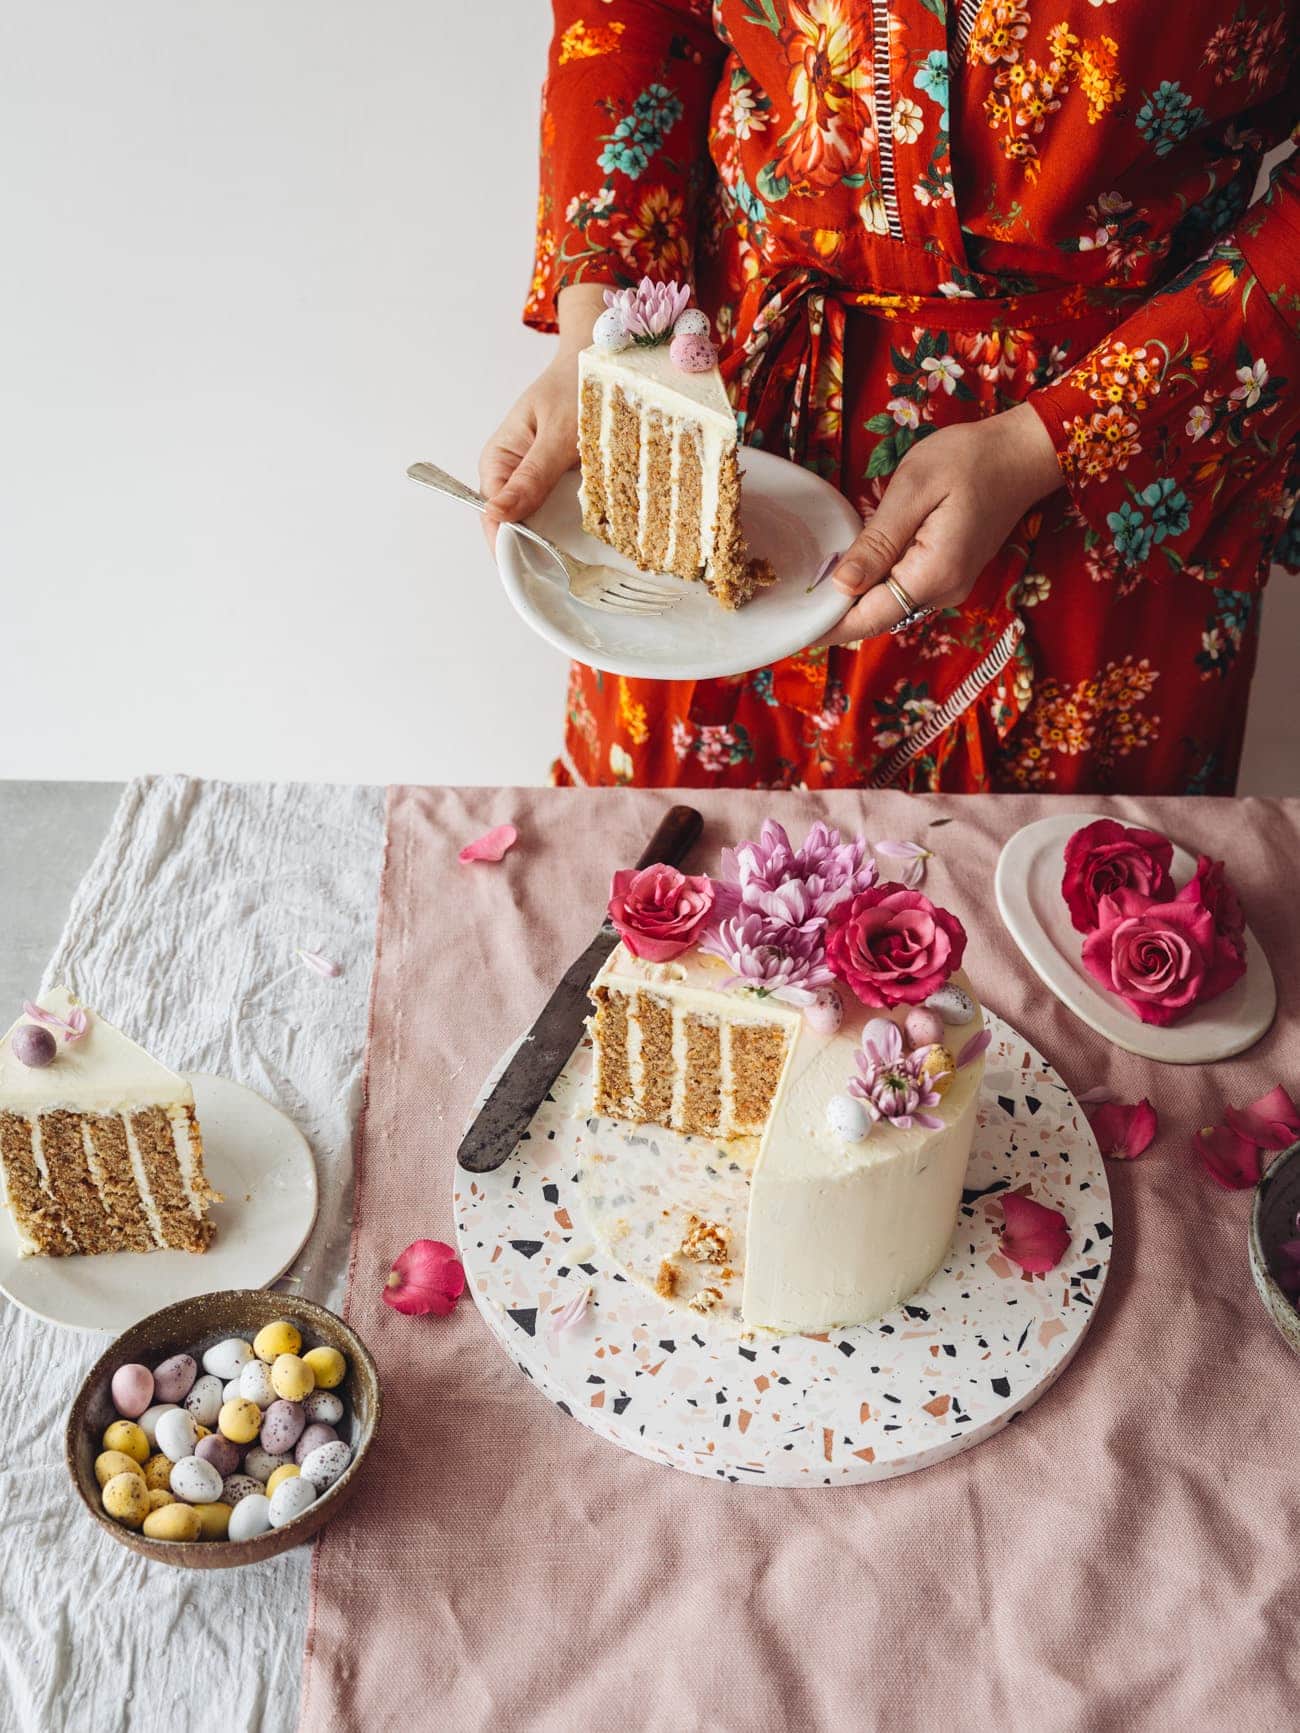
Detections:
995,811,1276,1064
0,1074,318,1333
497,447,859,680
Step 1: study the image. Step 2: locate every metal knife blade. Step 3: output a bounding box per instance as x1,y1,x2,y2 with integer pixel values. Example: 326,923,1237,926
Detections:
456,803,703,1173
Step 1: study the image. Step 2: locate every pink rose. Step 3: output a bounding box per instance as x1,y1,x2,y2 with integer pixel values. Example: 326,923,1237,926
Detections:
825,884,967,1008
1175,854,1245,951
1062,819,1174,933
607,864,715,962
1081,889,1245,1027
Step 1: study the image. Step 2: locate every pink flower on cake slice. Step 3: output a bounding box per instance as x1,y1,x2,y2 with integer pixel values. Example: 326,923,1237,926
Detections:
825,884,967,1008
846,1020,944,1131
607,864,715,963
697,911,833,1006
1080,888,1245,1026
603,277,692,341
1061,818,1175,934
713,819,877,922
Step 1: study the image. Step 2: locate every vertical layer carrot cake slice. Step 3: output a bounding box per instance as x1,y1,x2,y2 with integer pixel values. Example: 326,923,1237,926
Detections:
0,990,220,1256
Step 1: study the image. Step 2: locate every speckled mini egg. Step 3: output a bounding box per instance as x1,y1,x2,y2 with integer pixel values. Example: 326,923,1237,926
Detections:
102,1471,150,1528
170,1456,223,1504
919,1044,956,1097
903,1006,946,1051
142,1452,175,1491
154,1408,198,1463
669,332,717,373
221,1473,264,1507
110,1363,154,1419
302,1345,346,1390
101,1419,149,1464
804,988,843,1037
253,1319,302,1363
143,1502,202,1542
195,1433,241,1479
202,1337,254,1381
861,1017,897,1053
243,1445,292,1485
270,1353,315,1402
260,1399,306,1456
183,1373,223,1428
95,1449,144,1489
138,1403,179,1448
239,1358,276,1409
147,1487,178,1512
294,1422,339,1465
825,1093,871,1143
302,1391,344,1426
591,307,631,352
151,1354,197,1404
269,1475,318,1528
925,983,976,1026
299,1440,352,1492
218,1398,262,1444
672,307,711,339
266,1463,301,1497
227,1493,272,1543
193,1502,231,1540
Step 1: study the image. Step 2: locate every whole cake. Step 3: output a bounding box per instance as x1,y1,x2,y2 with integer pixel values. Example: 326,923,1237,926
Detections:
0,990,220,1256
578,277,774,609
588,823,989,1333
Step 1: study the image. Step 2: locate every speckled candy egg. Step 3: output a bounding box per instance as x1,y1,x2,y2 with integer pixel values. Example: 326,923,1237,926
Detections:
154,1408,198,1463
925,983,976,1026
302,1345,346,1390
804,988,843,1037
218,1398,262,1444
142,1452,175,1491
151,1353,197,1404
825,1093,871,1143
147,1487,178,1512
94,1449,144,1489
253,1319,302,1363
903,1007,946,1051
183,1373,223,1428
672,307,710,339
143,1502,202,1543
170,1456,223,1504
227,1493,272,1543
221,1473,264,1507
102,1471,150,1528
101,1419,149,1464
270,1353,315,1402
195,1433,241,1478
294,1422,338,1465
266,1463,301,1497
239,1358,276,1409
669,332,717,374
269,1475,318,1528
202,1337,254,1381
261,1399,307,1456
110,1363,154,1419
302,1391,344,1426
919,1044,956,1098
243,1445,293,1485
138,1403,179,1448
299,1440,352,1492
591,307,631,352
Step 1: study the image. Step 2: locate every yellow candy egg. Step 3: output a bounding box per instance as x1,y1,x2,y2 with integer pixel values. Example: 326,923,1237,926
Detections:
265,1463,301,1496
142,1502,203,1542
218,1398,263,1444
102,1471,150,1528
920,1044,956,1099
147,1488,179,1511
253,1320,302,1363
270,1353,315,1402
192,1502,232,1540
142,1452,175,1490
302,1346,346,1390
193,1424,211,1442
102,1419,149,1464
94,1449,144,1489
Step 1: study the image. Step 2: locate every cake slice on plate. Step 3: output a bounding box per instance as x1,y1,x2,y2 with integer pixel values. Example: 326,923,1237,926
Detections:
577,277,774,610
0,989,220,1256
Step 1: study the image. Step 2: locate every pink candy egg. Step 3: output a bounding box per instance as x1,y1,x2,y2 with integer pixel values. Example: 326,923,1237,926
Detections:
110,1363,155,1420
261,1398,307,1457
294,1422,339,1466
152,1353,197,1404
669,332,717,374
903,1007,946,1051
195,1433,241,1478
804,988,843,1037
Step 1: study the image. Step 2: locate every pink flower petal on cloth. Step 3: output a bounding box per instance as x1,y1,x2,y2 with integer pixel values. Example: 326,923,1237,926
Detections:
999,1192,1070,1274
1223,1085,1300,1150
548,1285,592,1336
459,824,518,866
955,1028,992,1069
297,950,342,978
872,840,929,860
382,1239,466,1316
1089,1098,1158,1160
1076,1085,1115,1105
1193,1124,1261,1190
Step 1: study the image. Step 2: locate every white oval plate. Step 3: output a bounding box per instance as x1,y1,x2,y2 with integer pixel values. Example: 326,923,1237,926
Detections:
0,1074,318,1333
995,811,1276,1064
497,447,859,680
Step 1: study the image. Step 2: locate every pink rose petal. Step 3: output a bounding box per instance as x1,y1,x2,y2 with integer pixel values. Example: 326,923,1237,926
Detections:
955,1028,992,1069
999,1192,1070,1274
459,824,518,866
548,1285,592,1336
297,949,342,978
1088,1098,1158,1161
1223,1084,1300,1150
1193,1124,1261,1191
382,1239,466,1316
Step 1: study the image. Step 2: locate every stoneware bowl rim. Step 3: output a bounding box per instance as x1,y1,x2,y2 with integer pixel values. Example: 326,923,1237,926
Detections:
67,1289,381,1569
1248,1137,1300,1359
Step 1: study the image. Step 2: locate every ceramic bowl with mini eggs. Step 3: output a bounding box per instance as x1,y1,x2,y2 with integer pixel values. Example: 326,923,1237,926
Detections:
66,1290,380,1569
1249,1138,1300,1359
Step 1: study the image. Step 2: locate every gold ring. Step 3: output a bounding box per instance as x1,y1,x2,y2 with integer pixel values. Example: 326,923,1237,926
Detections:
884,575,919,620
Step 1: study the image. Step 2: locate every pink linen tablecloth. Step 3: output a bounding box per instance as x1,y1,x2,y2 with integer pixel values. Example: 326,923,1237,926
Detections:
300,789,1300,1732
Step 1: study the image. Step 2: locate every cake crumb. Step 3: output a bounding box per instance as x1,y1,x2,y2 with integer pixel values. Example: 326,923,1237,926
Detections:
655,1259,680,1299
680,1214,729,1265
609,1216,631,1243
688,1286,723,1315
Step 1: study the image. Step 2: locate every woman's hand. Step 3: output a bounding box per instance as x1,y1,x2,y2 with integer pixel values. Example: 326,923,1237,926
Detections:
479,283,607,546
820,402,1064,645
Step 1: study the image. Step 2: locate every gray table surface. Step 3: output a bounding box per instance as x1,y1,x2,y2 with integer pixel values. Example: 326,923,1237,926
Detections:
1,781,125,1008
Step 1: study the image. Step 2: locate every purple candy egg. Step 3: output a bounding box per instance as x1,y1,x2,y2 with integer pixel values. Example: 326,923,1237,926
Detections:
260,1398,307,1457
151,1353,197,1404
196,1433,241,1478
903,1007,946,1051
294,1422,339,1466
12,1025,57,1069
669,332,717,374
110,1363,155,1420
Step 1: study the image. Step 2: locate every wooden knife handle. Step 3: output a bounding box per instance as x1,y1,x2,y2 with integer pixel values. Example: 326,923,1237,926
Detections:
633,804,703,873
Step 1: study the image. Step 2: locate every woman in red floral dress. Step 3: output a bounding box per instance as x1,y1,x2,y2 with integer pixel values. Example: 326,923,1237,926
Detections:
481,1,1299,794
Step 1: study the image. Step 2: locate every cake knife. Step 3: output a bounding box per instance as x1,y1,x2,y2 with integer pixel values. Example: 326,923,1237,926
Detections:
456,803,703,1173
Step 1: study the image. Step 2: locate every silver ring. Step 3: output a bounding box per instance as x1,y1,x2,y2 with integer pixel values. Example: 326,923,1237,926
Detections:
884,575,932,636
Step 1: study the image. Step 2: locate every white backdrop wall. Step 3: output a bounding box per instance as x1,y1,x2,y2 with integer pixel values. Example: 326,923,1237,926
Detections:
1,3,1296,791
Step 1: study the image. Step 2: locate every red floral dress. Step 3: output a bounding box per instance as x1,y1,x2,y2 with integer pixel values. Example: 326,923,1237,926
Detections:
526,1,1300,794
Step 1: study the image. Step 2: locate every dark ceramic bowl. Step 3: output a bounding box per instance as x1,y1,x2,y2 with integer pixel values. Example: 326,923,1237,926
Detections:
67,1290,380,1569
1249,1139,1300,1359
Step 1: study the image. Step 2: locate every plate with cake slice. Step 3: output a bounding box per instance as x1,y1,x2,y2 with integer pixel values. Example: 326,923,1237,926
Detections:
497,278,861,680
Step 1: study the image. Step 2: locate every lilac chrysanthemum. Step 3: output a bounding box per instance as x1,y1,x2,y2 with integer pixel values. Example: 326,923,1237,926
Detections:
714,820,877,923
847,1021,944,1130
603,277,691,342
698,911,835,1006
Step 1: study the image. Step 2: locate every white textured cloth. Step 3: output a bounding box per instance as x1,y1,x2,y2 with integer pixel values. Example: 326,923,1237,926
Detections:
0,775,385,1733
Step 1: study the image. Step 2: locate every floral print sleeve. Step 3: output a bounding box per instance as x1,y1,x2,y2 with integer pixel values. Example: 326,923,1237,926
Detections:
524,2,726,332
1029,140,1300,586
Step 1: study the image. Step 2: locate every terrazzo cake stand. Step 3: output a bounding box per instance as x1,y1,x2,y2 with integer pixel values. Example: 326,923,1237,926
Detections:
454,1010,1111,1486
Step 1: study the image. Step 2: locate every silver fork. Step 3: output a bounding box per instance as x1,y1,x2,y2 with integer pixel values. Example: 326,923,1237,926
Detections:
406,462,680,616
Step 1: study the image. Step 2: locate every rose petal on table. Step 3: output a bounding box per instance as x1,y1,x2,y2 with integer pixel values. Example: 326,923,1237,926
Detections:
297,949,342,978
459,824,518,866
999,1192,1070,1274
1223,1084,1300,1150
1089,1098,1158,1161
1193,1124,1261,1191
382,1239,467,1316
548,1285,592,1336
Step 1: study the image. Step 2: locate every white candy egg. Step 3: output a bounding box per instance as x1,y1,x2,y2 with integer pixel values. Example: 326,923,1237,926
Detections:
227,1493,272,1542
299,1440,352,1492
169,1455,223,1504
243,1445,292,1485
672,308,711,339
826,1093,871,1143
861,1017,896,1053
138,1403,180,1448
239,1359,277,1409
303,1391,344,1426
202,1337,254,1381
268,1476,318,1528
154,1409,199,1462
222,1379,242,1403
183,1374,223,1428
925,983,976,1026
592,308,631,352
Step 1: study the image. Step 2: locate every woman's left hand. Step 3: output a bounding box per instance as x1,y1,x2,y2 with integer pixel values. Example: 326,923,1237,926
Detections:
817,402,1065,647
